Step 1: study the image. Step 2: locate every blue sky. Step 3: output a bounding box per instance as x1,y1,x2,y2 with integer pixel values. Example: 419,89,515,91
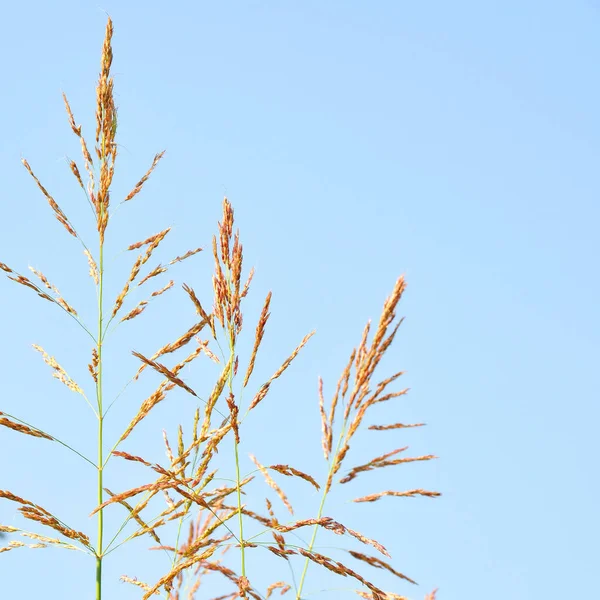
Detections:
1,2,599,599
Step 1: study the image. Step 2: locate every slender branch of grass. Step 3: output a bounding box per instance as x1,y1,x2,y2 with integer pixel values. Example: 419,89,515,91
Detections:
42,289,96,342
103,508,174,559
104,501,239,558
101,487,169,555
79,392,100,418
103,386,230,471
103,477,241,557
101,373,138,422
1,412,97,467
62,155,97,217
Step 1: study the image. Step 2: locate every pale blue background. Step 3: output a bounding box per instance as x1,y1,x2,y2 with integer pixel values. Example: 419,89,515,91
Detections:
1,2,599,599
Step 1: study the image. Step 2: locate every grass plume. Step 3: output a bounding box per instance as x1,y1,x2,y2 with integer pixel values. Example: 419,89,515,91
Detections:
0,16,439,600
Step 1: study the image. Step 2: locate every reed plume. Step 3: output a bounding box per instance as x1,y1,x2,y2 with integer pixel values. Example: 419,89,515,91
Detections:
0,16,439,600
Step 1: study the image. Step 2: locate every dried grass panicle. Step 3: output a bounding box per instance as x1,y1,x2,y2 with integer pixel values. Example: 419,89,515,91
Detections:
112,450,152,467
62,93,95,194
365,370,405,404
318,376,331,459
247,330,315,412
354,489,441,503
0,541,26,554
268,464,320,491
265,581,291,597
267,545,296,560
270,331,315,381
138,264,167,286
138,550,230,600
355,593,410,600
250,455,294,515
120,576,159,595
132,351,199,398
94,18,117,227
0,265,76,311
321,279,411,479
113,228,171,317
84,249,99,284
212,236,226,319
104,488,161,544
247,382,270,412
152,279,175,297
327,347,356,435
345,277,406,415
0,413,53,441
290,275,437,596
176,425,185,459
243,291,272,388
18,531,82,552
21,158,78,238
218,198,234,270
265,498,287,553
226,392,240,443
68,159,84,190
182,283,216,338
369,422,425,431
241,266,255,299
272,516,389,558
162,429,175,463
297,549,386,598
340,447,436,484
120,280,174,323
124,151,165,202
345,388,410,447
33,344,84,395
17,505,90,549
28,267,77,315
169,247,203,265
121,300,148,322
1,17,439,598
128,229,172,252
112,256,141,317
348,551,417,585
200,355,233,435
88,348,99,382
195,424,232,477
135,320,210,380
195,337,219,364
203,477,253,506
211,198,252,338
90,480,182,516
118,380,173,443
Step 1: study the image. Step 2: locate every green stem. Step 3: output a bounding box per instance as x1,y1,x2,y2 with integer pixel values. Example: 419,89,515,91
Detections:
295,427,346,600
234,434,245,578
96,242,105,600
295,488,327,599
220,265,246,584
229,326,246,582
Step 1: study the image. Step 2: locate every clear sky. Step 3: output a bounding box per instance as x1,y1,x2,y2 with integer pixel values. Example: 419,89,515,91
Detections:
1,2,599,599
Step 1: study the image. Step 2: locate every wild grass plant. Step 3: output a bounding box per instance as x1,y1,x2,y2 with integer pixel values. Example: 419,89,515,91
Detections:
0,18,439,600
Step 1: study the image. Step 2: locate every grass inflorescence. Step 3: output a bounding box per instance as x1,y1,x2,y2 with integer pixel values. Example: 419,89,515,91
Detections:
0,17,439,600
